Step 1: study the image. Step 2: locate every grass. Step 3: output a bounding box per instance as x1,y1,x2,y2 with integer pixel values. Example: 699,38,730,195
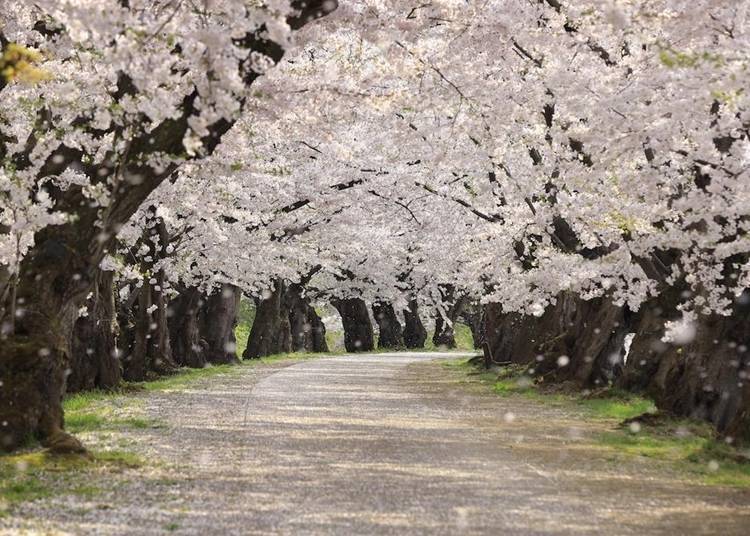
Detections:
0,449,144,512
140,363,239,391
63,390,166,434
447,358,657,420
424,322,476,352
63,351,325,428
63,390,117,413
2,346,324,514
578,391,656,421
65,413,164,434
597,428,750,487
447,357,750,488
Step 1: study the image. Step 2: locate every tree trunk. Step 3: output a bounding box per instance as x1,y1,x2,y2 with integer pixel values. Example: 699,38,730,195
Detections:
122,217,177,381
617,288,684,395
200,284,241,364
432,314,456,349
308,305,329,353
619,290,750,442
123,276,174,380
459,305,483,349
403,299,427,349
482,293,629,387
287,284,313,352
332,298,374,352
526,295,631,388
372,301,403,349
432,287,466,349
168,286,207,369
243,280,292,359
483,301,562,367
0,224,95,453
286,284,329,353
68,270,122,393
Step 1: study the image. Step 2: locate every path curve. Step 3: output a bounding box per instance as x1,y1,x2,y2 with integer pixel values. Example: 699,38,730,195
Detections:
9,352,750,534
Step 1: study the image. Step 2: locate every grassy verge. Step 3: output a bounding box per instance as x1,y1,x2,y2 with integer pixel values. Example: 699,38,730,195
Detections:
64,352,325,421
2,351,322,513
63,389,165,434
445,358,750,488
0,450,143,516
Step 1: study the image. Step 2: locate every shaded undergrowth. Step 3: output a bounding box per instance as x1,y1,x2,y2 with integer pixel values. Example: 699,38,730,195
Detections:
445,358,750,488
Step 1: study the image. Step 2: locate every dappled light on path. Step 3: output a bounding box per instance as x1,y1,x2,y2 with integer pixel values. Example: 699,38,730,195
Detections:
9,353,750,534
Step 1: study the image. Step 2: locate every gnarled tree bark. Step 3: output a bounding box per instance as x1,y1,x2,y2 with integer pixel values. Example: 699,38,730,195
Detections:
332,298,374,352
459,303,483,350
243,280,292,359
287,284,329,353
122,214,177,381
432,287,468,349
67,270,122,393
372,301,403,349
200,284,241,364
168,286,207,369
619,289,750,442
307,305,329,353
432,314,456,349
483,293,629,388
403,299,427,349
288,283,313,352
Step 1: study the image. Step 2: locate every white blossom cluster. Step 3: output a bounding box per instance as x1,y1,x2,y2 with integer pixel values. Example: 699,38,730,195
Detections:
2,1,749,318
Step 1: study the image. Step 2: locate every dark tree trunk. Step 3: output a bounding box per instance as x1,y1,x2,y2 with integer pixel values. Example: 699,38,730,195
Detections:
619,290,750,442
287,284,328,353
482,293,629,388
432,314,456,349
308,305,329,353
168,286,207,369
123,274,176,381
617,288,684,395
288,284,313,352
122,214,177,381
200,284,241,364
243,280,292,359
68,270,122,393
0,223,96,452
483,302,560,367
372,301,403,349
527,295,631,387
432,290,469,349
332,298,374,352
459,305,483,349
403,299,427,349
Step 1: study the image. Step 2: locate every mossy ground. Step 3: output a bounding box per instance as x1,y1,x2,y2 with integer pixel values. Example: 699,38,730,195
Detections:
445,357,750,488
0,450,144,516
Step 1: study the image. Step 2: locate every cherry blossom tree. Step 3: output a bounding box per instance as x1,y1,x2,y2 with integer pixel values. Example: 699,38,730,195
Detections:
0,0,338,453
2,0,750,452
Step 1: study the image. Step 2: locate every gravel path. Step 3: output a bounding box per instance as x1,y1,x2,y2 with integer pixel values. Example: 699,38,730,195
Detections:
5,352,750,535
